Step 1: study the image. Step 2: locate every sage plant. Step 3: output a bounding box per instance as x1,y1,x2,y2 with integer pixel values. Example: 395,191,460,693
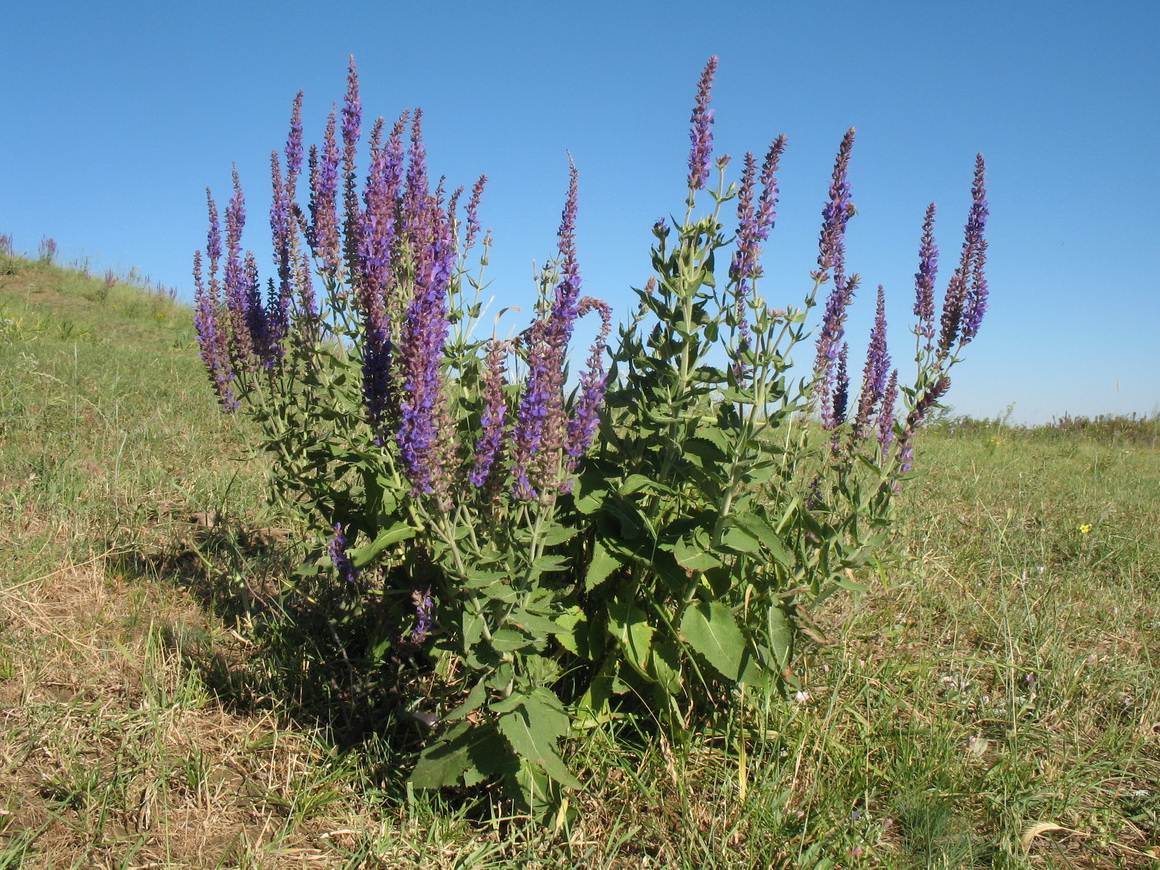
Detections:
193,56,989,817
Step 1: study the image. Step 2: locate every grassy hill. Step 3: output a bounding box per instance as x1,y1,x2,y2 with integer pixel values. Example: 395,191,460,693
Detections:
1,253,1157,867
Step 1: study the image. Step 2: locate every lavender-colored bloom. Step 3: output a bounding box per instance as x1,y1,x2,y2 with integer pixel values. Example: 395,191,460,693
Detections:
242,251,272,365
308,112,341,276
341,57,363,275
565,297,612,474
687,56,718,192
269,151,293,356
959,156,989,343
285,91,304,201
0,234,12,256
329,523,360,585
877,369,899,460
812,130,859,424
463,174,487,254
356,116,406,437
830,342,849,428
938,155,989,356
192,249,237,410
730,136,786,350
511,164,583,499
222,168,255,369
470,339,510,488
851,286,891,445
913,203,939,350
396,131,457,507
411,584,434,643
815,128,856,284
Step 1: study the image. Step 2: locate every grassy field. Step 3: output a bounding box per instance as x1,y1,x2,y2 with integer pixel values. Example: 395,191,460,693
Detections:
1,253,1157,868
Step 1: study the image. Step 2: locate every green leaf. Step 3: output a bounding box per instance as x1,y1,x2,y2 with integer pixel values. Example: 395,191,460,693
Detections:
680,600,746,683
585,537,621,590
767,604,794,671
732,513,795,570
674,534,723,572
497,697,581,789
348,521,415,568
606,599,654,672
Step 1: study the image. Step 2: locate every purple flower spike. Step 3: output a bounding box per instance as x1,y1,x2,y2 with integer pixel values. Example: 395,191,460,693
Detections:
329,523,360,586
285,91,304,202
913,203,939,350
470,339,510,488
396,132,457,507
938,155,988,356
816,128,856,284
730,136,787,350
565,297,613,473
308,111,341,276
687,56,718,193
411,584,434,643
269,151,293,357
464,174,487,254
959,156,989,343
877,369,899,460
341,56,363,273
851,286,891,446
812,130,859,424
511,163,584,499
193,249,237,410
223,168,256,369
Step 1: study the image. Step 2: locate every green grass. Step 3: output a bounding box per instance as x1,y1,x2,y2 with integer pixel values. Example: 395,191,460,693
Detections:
1,254,1157,867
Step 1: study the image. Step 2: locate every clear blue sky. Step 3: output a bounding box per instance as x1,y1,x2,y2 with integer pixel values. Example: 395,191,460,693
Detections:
2,1,1157,423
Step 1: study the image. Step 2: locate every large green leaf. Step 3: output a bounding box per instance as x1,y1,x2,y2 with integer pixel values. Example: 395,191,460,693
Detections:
348,521,415,568
497,695,581,789
680,600,746,682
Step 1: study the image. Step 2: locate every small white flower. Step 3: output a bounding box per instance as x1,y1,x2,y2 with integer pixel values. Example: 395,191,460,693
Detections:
794,690,811,704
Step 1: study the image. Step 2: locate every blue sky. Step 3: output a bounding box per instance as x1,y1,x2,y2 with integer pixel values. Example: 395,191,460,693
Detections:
2,1,1157,423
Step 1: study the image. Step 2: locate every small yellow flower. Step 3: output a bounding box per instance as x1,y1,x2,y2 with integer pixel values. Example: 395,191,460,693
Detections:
1078,524,1092,535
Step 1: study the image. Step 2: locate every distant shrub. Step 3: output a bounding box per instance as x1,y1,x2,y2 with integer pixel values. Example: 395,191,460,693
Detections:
193,57,990,816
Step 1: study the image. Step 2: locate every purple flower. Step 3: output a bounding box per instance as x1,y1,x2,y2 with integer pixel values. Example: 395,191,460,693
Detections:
511,164,583,499
308,112,341,276
959,156,989,343
285,91,304,201
463,174,487,254
357,116,408,438
411,584,434,643
192,249,237,410
222,169,256,370
565,297,612,473
242,251,272,365
329,523,360,585
396,121,457,507
470,339,510,488
687,56,718,193
730,136,786,352
815,128,856,285
812,129,859,425
938,155,989,356
850,286,891,446
913,203,939,350
269,151,293,358
877,369,899,460
341,57,363,274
